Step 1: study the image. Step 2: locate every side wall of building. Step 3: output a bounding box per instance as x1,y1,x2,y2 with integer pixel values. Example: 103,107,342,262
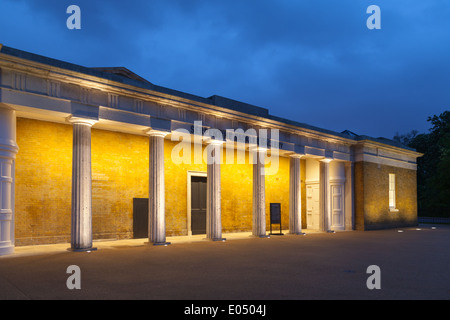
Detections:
354,161,418,230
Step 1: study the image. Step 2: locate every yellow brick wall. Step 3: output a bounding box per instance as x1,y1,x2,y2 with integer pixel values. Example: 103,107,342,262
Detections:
15,118,72,245
355,161,418,230
91,128,149,240
221,151,253,232
15,118,292,245
164,140,206,236
165,143,291,235
265,155,290,232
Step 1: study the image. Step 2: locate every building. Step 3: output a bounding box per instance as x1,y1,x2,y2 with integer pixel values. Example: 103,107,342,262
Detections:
0,45,422,255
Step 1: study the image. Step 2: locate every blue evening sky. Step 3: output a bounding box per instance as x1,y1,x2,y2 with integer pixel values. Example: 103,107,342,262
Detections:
0,0,449,139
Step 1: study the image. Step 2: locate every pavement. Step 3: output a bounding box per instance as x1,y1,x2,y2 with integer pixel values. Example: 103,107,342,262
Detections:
0,224,449,300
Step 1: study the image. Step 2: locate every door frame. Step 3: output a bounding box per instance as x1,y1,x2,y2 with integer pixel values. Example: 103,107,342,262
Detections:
187,171,207,236
330,181,345,231
305,181,320,230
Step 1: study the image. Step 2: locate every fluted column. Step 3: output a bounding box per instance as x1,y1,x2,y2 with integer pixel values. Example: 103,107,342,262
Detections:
252,147,269,238
68,116,97,252
344,161,355,231
206,140,225,241
319,159,332,232
0,107,18,256
289,155,304,235
147,130,170,246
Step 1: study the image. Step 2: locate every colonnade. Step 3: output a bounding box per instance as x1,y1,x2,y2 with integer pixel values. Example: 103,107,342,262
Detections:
0,109,353,255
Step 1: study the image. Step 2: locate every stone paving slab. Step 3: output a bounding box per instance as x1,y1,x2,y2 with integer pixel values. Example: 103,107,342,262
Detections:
0,225,449,300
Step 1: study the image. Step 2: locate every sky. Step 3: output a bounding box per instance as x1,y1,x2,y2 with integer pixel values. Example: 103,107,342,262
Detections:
0,0,449,139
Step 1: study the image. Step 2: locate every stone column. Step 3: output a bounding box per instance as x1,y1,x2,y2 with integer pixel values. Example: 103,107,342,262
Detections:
289,155,304,235
147,130,170,246
252,147,269,238
0,107,19,256
319,159,332,232
206,140,225,241
68,116,97,252
344,162,355,231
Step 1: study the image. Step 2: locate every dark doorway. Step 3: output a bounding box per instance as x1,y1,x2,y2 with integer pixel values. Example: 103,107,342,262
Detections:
191,176,207,235
133,198,148,239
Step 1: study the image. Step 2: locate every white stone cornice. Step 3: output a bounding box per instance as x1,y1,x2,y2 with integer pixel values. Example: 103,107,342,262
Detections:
354,142,420,170
0,48,420,167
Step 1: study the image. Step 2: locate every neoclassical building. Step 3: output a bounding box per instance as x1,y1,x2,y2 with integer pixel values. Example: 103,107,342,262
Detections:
0,45,422,255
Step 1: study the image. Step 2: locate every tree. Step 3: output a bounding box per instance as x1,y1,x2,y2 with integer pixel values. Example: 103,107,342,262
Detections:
397,111,450,217
393,129,419,146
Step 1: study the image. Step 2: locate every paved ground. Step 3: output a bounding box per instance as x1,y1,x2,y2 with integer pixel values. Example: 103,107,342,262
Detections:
0,224,449,300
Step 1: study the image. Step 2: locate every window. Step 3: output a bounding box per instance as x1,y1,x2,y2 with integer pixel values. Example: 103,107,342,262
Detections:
389,174,398,212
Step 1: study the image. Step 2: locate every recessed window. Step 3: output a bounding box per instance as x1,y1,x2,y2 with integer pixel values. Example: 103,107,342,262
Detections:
389,174,399,212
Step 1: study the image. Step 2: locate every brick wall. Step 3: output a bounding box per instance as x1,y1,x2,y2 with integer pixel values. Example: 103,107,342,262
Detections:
15,118,292,245
15,118,72,245
354,161,418,230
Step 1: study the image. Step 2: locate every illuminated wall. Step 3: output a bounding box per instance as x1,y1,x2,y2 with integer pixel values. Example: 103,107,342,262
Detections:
91,128,149,240
15,118,72,245
221,151,253,233
264,155,290,232
15,118,293,245
354,161,418,230
164,140,206,236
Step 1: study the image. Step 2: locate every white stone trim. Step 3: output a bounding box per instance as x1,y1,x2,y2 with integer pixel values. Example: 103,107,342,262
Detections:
354,143,421,170
0,107,17,256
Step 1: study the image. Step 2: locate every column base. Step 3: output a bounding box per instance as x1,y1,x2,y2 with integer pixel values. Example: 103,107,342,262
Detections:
250,234,271,239
327,230,336,233
146,241,171,246
0,245,14,256
68,247,97,252
289,232,306,236
210,237,226,242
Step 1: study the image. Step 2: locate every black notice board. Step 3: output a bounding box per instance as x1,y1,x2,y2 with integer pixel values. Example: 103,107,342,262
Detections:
270,203,281,224
270,203,283,235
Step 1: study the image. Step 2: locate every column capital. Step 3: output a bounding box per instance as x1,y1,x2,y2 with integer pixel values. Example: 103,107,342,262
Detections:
67,116,97,127
249,146,268,153
203,136,225,145
320,158,333,163
289,153,305,159
145,129,170,138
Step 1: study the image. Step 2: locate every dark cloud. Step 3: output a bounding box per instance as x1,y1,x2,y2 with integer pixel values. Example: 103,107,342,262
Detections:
0,0,449,138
